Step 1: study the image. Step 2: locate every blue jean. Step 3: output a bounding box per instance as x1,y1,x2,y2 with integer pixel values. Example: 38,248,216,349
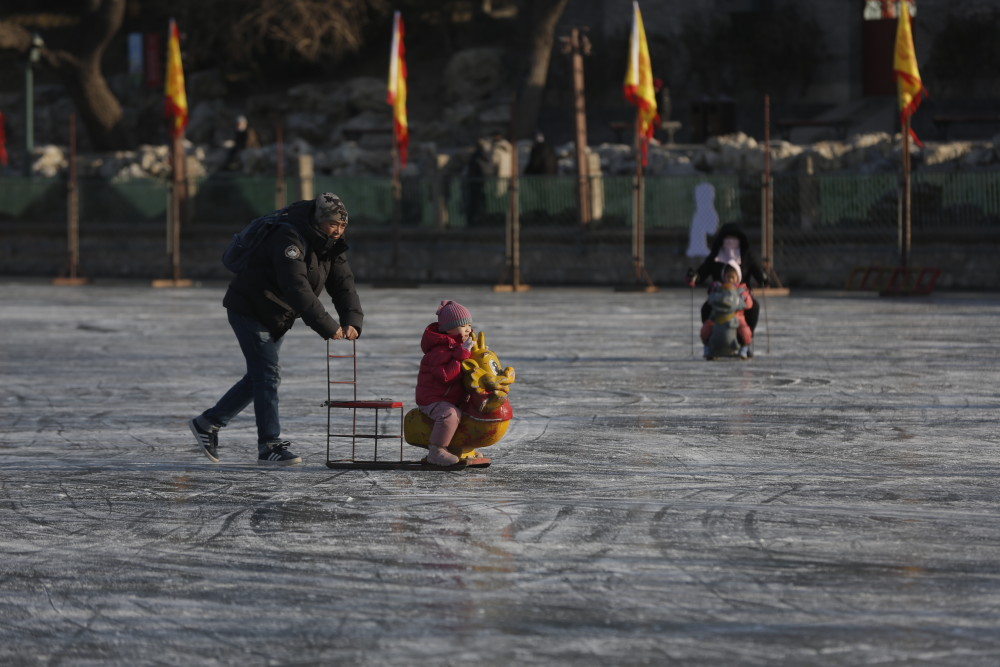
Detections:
202,309,283,445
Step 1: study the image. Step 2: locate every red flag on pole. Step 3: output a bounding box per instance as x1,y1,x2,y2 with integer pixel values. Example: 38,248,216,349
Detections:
893,1,927,146
387,11,409,167
163,18,188,139
623,1,658,165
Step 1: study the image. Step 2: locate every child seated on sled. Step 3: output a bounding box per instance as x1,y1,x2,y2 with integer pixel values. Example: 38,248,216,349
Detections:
700,261,754,359
415,300,476,466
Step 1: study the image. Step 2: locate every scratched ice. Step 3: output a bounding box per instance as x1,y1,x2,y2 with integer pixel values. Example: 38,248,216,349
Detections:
1,280,999,665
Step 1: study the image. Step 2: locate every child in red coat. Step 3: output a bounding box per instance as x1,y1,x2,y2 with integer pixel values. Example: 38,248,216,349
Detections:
415,300,475,466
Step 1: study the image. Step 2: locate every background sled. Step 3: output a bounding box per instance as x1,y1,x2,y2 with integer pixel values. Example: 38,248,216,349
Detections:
323,340,489,470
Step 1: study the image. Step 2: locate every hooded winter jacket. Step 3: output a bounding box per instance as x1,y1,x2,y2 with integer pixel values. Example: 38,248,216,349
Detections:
223,199,363,339
693,222,766,287
415,323,471,406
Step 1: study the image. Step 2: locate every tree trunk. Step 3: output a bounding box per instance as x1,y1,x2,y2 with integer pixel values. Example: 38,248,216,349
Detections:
59,56,126,150
515,0,570,141
0,0,126,151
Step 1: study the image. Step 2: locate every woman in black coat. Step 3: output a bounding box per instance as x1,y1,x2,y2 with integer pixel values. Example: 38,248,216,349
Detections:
690,223,766,335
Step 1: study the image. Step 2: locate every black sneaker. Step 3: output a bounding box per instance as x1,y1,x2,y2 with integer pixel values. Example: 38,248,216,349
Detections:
189,418,219,463
258,441,302,466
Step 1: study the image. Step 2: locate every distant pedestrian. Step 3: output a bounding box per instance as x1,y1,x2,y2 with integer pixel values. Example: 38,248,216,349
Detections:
464,132,512,226
524,132,558,175
224,114,261,171
189,192,363,466
685,182,718,259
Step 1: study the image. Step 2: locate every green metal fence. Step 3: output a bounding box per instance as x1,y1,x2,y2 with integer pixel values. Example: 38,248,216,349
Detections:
5,171,997,231
2,170,998,286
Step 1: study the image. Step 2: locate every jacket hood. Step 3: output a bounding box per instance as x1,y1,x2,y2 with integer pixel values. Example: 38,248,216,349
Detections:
710,223,751,255
421,322,460,353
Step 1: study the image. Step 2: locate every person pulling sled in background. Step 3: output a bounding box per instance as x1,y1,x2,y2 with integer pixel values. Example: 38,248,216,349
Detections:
700,261,754,359
688,222,766,356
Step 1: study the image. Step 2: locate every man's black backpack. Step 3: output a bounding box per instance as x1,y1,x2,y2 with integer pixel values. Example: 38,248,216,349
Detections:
222,208,291,273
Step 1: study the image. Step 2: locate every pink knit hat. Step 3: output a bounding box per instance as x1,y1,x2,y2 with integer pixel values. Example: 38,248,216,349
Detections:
436,300,472,331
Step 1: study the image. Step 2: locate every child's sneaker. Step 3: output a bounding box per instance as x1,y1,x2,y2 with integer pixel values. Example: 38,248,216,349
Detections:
426,445,460,466
189,417,220,463
739,345,750,359
258,441,303,466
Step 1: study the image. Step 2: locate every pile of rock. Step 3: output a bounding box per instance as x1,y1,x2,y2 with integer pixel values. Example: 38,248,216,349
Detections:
25,126,1000,184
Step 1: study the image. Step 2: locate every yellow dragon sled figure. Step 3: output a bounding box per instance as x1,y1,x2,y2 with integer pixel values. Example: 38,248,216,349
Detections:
403,331,516,468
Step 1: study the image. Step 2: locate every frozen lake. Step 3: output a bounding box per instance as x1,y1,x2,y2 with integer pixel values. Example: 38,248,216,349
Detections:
2,280,999,665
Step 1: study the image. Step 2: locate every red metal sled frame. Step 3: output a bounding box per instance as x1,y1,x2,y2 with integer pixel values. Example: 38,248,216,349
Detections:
323,340,489,470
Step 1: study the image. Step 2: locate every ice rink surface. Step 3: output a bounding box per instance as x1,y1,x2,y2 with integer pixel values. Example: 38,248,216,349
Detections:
2,279,999,666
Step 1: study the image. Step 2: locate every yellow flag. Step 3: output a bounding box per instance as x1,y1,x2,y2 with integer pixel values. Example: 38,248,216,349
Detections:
163,18,188,139
893,1,927,146
623,1,658,164
387,11,409,166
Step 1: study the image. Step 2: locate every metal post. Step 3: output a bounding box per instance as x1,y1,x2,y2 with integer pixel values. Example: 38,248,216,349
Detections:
494,92,528,292
298,154,314,201
275,123,286,209
171,135,183,282
625,107,655,291
153,131,192,287
54,112,89,285
570,28,592,226
391,133,401,279
758,95,787,295
24,33,43,177
508,126,521,290
762,94,774,282
632,118,643,281
67,112,79,278
371,131,417,288
901,116,911,269
24,59,32,177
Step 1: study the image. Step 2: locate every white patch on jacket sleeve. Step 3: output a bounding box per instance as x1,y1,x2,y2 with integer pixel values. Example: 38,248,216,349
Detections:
284,245,302,259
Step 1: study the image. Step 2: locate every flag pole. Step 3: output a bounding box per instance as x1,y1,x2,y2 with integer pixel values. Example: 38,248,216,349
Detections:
762,94,772,280
891,0,925,282
901,116,911,269
759,94,788,296
632,108,643,282
618,107,657,292
391,130,401,279
170,131,184,282
375,9,415,288
153,18,191,288
53,111,88,285
493,91,529,292
617,0,657,292
151,130,192,287
570,27,592,226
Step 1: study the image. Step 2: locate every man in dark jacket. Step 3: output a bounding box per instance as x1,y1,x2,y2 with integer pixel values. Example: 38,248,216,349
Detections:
189,193,363,466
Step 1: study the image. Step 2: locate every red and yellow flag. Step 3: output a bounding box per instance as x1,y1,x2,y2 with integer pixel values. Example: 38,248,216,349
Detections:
387,11,409,166
624,1,658,165
893,1,927,147
163,18,188,139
